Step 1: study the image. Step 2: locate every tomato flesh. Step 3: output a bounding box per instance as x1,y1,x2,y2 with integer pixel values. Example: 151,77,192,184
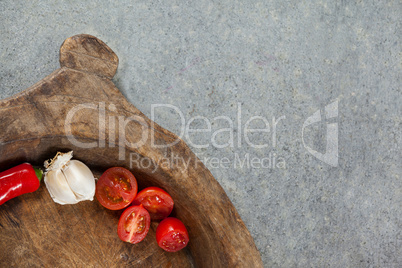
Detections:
156,217,189,252
118,205,150,244
132,187,174,220
96,167,138,210
161,232,187,251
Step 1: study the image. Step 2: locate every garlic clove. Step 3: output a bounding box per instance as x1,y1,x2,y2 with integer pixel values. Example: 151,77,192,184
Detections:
44,169,79,205
44,151,96,205
62,160,95,201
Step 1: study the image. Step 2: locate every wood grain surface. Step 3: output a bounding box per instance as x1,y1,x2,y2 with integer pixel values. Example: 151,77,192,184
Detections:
0,34,263,267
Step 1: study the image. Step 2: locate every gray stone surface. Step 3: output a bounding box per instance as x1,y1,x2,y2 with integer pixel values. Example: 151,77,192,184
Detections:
1,1,401,267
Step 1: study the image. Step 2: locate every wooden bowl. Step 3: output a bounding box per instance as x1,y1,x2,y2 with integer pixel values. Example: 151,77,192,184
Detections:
0,34,262,267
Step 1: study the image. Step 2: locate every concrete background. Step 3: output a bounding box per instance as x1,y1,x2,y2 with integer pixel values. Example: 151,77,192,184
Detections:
1,1,400,267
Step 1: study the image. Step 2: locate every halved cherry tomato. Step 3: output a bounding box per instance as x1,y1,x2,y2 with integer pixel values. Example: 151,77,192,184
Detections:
132,187,174,220
95,167,137,210
156,217,189,252
118,204,150,244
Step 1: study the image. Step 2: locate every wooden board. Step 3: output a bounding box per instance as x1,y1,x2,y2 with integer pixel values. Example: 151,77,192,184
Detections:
0,34,263,267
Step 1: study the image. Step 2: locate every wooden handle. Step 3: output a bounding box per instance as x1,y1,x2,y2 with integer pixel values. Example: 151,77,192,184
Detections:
60,34,119,79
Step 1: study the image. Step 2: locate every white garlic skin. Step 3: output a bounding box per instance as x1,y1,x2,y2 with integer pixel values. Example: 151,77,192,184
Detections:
44,151,96,205
61,160,95,201
45,169,79,205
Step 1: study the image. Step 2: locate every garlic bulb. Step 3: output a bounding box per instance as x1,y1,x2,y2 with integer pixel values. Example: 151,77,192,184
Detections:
44,151,96,205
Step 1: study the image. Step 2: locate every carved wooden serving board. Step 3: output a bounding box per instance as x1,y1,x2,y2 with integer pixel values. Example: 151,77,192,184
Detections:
0,34,262,267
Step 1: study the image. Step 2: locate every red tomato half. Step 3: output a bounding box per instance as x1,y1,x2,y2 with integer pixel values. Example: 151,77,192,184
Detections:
156,217,189,252
132,187,174,220
118,204,150,244
95,167,138,210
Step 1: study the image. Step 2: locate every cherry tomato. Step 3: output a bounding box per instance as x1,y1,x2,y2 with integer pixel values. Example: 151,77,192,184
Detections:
118,204,150,244
156,217,189,252
95,167,137,210
132,187,174,220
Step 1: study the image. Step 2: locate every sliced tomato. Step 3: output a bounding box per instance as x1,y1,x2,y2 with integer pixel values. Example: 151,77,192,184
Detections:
132,187,174,220
118,204,150,244
156,217,189,252
95,167,138,210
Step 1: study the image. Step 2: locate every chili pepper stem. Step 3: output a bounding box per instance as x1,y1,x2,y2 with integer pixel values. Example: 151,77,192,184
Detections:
34,168,43,182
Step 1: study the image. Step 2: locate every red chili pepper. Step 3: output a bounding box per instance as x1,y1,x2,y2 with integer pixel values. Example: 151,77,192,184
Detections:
0,163,42,205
